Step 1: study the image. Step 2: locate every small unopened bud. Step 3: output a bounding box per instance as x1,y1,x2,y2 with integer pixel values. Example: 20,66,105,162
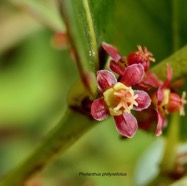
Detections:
166,92,187,115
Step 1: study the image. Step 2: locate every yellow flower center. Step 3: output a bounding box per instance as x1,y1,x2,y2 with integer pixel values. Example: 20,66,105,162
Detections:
152,88,170,114
180,91,187,116
103,82,138,116
161,89,170,107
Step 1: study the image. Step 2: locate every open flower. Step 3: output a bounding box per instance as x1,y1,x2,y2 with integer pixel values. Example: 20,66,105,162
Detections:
91,64,151,138
152,65,187,136
102,42,155,76
102,42,127,76
127,45,155,72
102,42,160,90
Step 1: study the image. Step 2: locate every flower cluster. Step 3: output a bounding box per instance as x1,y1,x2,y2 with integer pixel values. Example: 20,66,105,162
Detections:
91,42,186,138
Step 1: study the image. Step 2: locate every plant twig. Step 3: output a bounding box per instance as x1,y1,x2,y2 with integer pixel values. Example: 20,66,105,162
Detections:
151,45,187,80
0,108,96,186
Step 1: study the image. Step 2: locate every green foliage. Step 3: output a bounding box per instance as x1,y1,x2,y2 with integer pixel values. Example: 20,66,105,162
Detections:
0,0,187,186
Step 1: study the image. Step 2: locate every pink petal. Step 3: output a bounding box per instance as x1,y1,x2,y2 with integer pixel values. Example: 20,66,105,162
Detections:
102,42,121,62
97,70,117,92
114,113,138,138
109,60,125,76
156,109,167,136
161,64,172,89
156,87,164,106
133,90,151,111
91,98,109,121
120,64,144,86
142,72,162,88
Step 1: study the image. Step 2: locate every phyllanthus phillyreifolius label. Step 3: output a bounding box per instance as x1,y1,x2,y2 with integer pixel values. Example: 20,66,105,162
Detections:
79,172,127,177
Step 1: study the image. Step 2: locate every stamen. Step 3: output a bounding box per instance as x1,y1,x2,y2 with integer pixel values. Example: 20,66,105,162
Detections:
132,94,138,106
113,88,138,113
114,102,128,112
137,45,143,52
180,91,187,116
103,82,139,116
137,45,155,62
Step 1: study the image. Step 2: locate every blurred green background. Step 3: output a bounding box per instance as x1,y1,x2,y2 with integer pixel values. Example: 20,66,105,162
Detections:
0,0,187,186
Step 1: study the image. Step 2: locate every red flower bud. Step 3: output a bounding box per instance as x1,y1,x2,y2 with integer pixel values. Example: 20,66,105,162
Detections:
166,92,186,115
127,45,155,72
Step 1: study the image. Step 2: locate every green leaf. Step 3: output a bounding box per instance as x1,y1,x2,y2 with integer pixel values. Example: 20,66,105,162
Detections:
58,0,98,98
88,0,114,45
